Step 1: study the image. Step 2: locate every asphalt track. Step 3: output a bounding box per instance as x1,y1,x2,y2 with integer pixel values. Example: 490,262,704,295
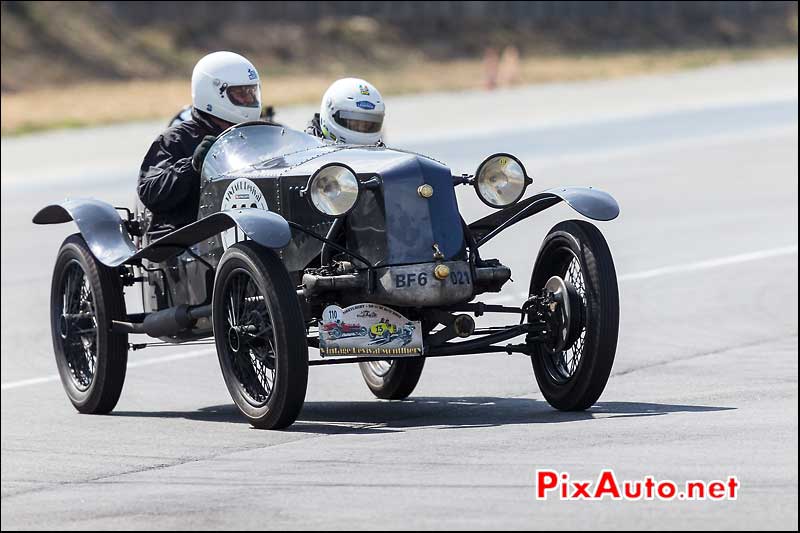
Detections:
1,60,797,530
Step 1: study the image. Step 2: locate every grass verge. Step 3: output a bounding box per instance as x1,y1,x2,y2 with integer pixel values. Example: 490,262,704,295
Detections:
2,46,796,136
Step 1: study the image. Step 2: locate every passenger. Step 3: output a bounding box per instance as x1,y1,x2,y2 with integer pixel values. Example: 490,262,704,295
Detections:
138,51,262,231
307,78,385,145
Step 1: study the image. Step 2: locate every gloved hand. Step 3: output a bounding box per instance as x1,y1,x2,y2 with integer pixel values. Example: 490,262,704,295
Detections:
192,135,217,171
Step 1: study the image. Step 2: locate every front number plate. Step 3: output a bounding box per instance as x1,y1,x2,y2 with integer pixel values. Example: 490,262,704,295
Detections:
319,303,423,357
393,266,471,289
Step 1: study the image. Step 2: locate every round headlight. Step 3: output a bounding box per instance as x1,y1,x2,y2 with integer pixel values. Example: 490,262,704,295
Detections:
307,164,360,217
474,153,530,208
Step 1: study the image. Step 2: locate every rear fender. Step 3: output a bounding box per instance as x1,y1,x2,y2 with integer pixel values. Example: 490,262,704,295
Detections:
33,198,137,267
34,199,291,267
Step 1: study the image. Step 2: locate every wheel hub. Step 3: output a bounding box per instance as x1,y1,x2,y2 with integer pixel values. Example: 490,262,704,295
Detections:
542,275,583,353
227,327,241,353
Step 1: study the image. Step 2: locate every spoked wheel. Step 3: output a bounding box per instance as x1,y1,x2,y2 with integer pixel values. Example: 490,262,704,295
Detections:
50,234,128,413
528,220,619,411
359,358,425,400
213,242,308,429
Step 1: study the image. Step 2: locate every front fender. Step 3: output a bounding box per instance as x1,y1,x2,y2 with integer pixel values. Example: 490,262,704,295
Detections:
468,186,619,247
129,209,291,263
34,199,291,266
33,198,137,267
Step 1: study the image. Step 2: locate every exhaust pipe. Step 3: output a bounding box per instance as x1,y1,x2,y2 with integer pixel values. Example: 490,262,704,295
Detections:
112,304,212,337
302,272,365,297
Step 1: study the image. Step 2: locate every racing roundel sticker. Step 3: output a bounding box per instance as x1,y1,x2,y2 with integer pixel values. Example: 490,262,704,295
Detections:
220,178,269,249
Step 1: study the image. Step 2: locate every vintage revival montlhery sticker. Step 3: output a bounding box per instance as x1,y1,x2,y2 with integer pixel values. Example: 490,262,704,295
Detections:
319,303,423,357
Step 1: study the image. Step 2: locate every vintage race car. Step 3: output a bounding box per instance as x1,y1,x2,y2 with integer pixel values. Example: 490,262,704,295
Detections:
369,321,398,340
321,319,367,339
34,121,620,429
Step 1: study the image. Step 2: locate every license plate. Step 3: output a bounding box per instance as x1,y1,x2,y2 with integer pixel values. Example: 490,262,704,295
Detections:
393,267,471,289
319,303,423,357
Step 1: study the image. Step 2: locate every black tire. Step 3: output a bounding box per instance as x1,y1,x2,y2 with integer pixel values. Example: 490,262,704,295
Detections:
359,358,425,400
528,220,619,411
50,234,128,414
213,242,308,429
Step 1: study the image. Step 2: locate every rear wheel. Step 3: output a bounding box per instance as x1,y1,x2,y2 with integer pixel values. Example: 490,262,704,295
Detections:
213,242,308,429
528,220,619,411
50,234,128,414
359,358,425,400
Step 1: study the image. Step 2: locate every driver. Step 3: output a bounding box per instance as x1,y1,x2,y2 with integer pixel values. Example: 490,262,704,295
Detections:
138,51,262,231
307,78,385,145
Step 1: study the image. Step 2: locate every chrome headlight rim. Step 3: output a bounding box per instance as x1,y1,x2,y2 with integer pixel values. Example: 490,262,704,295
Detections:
473,152,531,209
305,163,361,218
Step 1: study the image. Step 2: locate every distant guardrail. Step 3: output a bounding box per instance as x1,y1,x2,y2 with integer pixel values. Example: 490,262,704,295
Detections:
102,1,796,24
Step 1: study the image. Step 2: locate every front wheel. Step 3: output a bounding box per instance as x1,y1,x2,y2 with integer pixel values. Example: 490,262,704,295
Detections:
213,242,308,429
528,220,619,411
50,234,128,414
359,358,425,400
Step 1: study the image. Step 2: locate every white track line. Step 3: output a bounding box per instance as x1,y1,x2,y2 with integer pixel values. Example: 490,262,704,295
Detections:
1,348,214,391
464,244,798,306
532,125,798,172
618,245,798,282
2,244,797,391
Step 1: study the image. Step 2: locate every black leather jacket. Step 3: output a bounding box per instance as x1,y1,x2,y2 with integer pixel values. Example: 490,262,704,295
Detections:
138,108,224,230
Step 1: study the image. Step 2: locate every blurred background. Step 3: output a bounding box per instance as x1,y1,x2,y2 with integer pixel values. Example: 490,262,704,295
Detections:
1,0,797,135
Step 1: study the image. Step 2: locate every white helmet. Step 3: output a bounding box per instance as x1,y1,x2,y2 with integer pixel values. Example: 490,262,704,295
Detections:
319,78,385,145
191,51,262,125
